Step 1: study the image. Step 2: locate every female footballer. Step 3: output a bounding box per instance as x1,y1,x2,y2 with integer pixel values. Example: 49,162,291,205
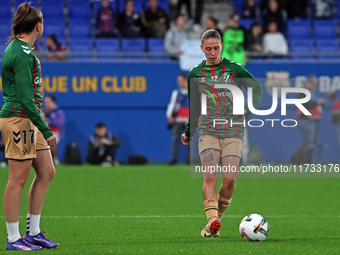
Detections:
0,3,58,250
181,30,263,237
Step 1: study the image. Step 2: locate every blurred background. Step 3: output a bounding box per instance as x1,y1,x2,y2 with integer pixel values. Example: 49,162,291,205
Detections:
0,0,339,165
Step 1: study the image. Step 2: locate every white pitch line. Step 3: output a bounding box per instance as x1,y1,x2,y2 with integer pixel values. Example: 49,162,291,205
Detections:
0,215,339,219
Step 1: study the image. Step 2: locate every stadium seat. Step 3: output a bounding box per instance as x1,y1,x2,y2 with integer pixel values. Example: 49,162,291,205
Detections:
121,39,146,59
93,0,117,19
69,39,93,60
0,22,12,38
0,1,12,20
239,19,255,30
118,0,143,15
287,20,311,40
147,39,168,59
41,20,66,39
68,1,91,21
69,20,91,38
315,40,340,59
96,39,120,59
0,40,8,54
289,40,314,59
144,0,169,13
313,20,337,40
233,1,243,15
41,1,64,21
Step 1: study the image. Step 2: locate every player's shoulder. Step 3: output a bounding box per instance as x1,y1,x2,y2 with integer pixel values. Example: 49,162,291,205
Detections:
189,61,205,76
10,39,34,58
222,58,244,69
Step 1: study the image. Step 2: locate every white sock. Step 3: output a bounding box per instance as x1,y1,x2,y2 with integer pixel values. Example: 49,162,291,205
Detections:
27,214,41,236
6,222,20,243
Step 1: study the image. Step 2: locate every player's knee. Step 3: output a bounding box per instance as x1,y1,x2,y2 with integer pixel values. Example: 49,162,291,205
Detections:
38,167,56,182
223,178,236,188
8,178,27,189
46,168,56,181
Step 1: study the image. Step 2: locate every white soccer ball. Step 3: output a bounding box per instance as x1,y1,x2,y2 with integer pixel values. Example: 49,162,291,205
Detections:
239,214,269,241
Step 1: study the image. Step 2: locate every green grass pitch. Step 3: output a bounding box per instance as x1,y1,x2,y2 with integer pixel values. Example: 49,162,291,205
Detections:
0,165,339,254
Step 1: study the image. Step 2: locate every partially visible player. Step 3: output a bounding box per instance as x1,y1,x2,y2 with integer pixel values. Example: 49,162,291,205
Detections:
0,3,58,250
181,30,263,237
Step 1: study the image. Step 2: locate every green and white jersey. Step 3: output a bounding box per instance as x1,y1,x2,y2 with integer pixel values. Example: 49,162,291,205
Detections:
1,39,53,139
185,58,263,140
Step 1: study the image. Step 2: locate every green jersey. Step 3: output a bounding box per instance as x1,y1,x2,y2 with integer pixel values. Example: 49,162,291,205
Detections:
184,58,263,140
0,39,53,139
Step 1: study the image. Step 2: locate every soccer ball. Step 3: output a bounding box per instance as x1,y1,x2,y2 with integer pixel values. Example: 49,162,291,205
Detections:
239,214,269,241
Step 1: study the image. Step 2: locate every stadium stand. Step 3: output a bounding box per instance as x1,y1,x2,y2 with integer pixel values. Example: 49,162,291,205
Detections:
42,20,66,39
121,38,146,59
0,0,12,20
313,20,337,40
118,0,143,15
143,0,169,13
287,20,311,40
315,40,340,59
239,19,256,30
69,38,94,60
68,0,91,21
0,0,339,60
289,40,314,60
41,1,64,21
96,38,120,59
69,20,92,38
148,39,168,59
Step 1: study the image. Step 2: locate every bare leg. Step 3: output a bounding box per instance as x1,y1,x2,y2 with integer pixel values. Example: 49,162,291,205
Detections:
201,149,221,200
219,156,239,200
4,160,32,222
28,150,55,214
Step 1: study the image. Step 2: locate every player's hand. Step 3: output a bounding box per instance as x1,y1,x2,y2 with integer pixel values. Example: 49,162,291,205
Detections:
168,117,175,124
101,138,113,145
46,135,57,147
181,133,191,145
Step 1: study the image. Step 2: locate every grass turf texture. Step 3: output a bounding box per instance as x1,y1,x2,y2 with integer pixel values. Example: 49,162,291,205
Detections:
0,165,339,254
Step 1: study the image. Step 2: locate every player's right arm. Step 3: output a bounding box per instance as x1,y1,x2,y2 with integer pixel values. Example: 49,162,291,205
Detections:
183,70,201,145
13,52,54,143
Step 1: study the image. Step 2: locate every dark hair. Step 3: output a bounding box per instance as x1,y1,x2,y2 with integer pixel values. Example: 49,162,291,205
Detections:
175,13,185,20
178,74,188,80
96,122,106,129
201,29,221,44
47,34,60,46
207,16,219,26
267,20,277,29
45,95,56,103
9,3,43,42
250,22,261,29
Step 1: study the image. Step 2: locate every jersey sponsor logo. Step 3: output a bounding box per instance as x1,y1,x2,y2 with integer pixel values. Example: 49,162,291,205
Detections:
34,77,42,85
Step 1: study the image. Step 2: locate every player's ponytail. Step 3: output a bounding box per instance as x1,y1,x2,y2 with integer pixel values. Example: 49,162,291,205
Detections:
9,3,43,42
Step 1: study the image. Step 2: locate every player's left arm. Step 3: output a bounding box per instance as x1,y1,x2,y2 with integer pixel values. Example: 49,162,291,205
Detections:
237,66,263,114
